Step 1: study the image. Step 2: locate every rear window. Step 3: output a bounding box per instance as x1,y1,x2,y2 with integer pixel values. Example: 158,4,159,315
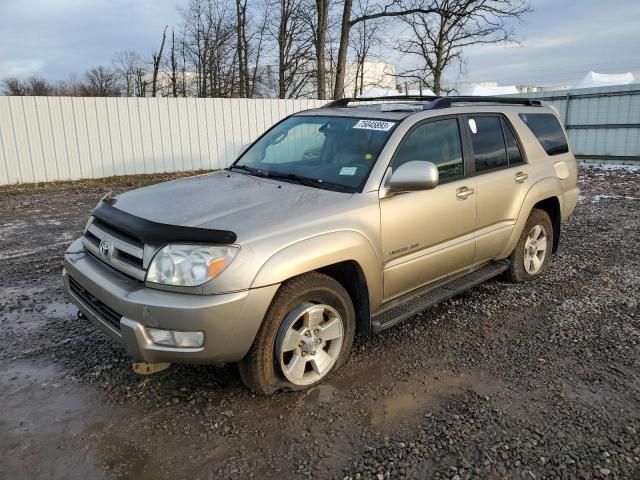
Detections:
519,113,569,156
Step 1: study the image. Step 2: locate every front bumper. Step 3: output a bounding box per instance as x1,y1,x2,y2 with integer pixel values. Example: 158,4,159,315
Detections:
63,243,279,364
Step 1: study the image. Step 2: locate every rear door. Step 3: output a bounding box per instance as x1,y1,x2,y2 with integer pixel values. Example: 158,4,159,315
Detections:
462,114,531,262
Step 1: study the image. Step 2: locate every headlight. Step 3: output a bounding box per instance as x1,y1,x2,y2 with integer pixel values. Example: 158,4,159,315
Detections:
146,244,239,286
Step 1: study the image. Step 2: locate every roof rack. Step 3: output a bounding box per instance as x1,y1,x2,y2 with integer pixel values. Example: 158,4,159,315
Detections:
322,95,439,108
427,96,542,109
321,95,542,110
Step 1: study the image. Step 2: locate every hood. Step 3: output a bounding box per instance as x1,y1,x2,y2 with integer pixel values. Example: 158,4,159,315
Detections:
108,170,353,241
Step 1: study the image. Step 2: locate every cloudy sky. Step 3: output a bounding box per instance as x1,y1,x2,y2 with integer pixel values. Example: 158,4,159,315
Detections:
1,0,639,87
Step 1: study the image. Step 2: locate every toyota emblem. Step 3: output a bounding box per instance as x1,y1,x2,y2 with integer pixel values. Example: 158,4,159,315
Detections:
99,240,112,257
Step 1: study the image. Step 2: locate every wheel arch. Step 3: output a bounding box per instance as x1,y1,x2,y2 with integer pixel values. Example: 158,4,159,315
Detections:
316,260,371,335
250,231,382,333
532,196,561,252
497,178,563,259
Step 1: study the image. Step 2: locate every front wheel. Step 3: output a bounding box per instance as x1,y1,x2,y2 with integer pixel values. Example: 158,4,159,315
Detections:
505,209,553,283
238,272,355,395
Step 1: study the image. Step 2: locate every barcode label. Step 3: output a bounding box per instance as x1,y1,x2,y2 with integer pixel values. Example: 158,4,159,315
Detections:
353,120,395,131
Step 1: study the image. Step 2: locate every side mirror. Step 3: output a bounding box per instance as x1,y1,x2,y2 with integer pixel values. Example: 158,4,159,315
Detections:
388,161,439,192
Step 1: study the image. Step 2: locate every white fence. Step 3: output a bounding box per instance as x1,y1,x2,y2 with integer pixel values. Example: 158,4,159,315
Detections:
0,96,326,185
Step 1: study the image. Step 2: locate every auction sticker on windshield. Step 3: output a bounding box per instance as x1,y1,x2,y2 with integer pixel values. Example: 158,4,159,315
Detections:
353,120,395,131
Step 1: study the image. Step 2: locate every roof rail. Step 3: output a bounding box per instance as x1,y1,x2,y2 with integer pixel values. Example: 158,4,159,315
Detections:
321,95,542,109
426,96,542,109
322,95,440,108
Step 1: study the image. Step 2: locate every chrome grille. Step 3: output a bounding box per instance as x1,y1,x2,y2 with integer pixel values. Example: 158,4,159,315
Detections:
82,218,146,281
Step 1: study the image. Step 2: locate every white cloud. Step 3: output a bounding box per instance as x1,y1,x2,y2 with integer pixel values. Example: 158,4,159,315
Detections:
1,0,639,87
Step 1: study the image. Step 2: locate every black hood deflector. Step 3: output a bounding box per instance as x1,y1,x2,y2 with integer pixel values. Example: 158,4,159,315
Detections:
92,200,237,245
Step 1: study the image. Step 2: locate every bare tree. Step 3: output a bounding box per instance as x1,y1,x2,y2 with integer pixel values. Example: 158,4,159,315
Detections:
81,66,120,96
273,0,315,98
56,73,83,96
167,29,180,97
313,0,330,99
333,0,442,98
248,3,270,97
235,0,249,96
2,78,28,95
397,0,530,95
113,50,147,96
348,3,385,97
179,0,238,97
151,26,168,97
1,76,57,96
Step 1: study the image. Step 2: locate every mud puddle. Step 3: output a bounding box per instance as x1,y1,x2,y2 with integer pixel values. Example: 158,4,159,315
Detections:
0,359,142,480
370,370,500,429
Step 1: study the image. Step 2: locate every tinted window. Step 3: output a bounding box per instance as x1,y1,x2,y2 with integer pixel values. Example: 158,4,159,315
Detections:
393,118,463,182
501,118,524,165
519,113,569,156
468,116,508,172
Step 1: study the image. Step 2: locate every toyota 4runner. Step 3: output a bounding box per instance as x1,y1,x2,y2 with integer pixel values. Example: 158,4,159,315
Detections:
63,96,579,394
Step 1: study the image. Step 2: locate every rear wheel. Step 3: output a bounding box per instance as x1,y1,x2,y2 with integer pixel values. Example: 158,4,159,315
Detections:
238,272,355,395
505,209,553,282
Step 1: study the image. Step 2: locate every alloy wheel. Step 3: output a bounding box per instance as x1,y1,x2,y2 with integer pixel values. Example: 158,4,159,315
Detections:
523,224,548,274
277,304,344,386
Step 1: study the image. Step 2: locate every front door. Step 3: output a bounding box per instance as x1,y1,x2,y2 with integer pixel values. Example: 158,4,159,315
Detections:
380,117,477,300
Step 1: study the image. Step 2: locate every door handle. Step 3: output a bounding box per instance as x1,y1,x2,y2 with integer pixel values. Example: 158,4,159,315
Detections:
456,186,475,200
515,171,529,183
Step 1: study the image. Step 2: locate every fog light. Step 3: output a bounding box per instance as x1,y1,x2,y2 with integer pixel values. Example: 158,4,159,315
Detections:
147,328,204,348
173,331,205,348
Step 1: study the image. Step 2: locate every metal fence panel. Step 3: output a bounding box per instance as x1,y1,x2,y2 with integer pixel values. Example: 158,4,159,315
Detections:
511,84,640,161
0,96,327,185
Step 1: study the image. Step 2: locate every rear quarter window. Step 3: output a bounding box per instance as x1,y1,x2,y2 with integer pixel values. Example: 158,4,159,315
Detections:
519,113,569,156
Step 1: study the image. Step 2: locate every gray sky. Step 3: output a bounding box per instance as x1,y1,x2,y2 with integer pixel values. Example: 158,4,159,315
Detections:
1,0,639,87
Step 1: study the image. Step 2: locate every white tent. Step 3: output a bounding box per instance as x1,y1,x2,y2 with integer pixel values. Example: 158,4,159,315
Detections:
358,87,436,98
460,85,519,96
573,71,635,89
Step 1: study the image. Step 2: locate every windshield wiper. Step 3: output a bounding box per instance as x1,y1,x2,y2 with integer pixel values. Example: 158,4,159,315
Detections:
230,166,351,192
229,164,268,177
266,172,325,188
265,172,352,192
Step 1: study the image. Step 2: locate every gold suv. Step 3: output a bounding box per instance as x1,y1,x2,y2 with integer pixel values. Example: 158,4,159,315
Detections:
63,96,579,394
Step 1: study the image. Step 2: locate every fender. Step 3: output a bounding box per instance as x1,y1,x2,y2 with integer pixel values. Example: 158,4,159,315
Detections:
496,177,562,259
251,230,383,310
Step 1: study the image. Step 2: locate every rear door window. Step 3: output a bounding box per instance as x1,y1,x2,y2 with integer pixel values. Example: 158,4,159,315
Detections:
519,113,569,156
501,118,524,166
467,116,508,173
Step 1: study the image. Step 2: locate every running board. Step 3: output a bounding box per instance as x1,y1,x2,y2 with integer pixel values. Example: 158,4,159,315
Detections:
371,261,509,333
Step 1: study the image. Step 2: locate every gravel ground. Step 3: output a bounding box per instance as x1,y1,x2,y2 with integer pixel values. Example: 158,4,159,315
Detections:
1,165,639,480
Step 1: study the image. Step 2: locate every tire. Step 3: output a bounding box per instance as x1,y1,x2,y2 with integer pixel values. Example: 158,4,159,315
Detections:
505,208,553,283
238,272,356,395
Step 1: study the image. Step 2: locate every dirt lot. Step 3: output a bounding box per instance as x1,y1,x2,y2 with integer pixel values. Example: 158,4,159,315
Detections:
1,166,639,480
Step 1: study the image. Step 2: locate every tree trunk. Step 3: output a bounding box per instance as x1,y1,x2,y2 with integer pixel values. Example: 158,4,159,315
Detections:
152,26,168,97
235,0,246,97
333,0,352,99
315,0,329,99
170,30,178,97
278,1,287,99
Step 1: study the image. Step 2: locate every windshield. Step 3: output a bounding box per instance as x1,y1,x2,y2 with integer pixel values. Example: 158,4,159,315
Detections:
232,115,397,192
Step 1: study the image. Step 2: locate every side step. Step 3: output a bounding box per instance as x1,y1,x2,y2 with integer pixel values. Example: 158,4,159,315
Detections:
371,261,509,333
